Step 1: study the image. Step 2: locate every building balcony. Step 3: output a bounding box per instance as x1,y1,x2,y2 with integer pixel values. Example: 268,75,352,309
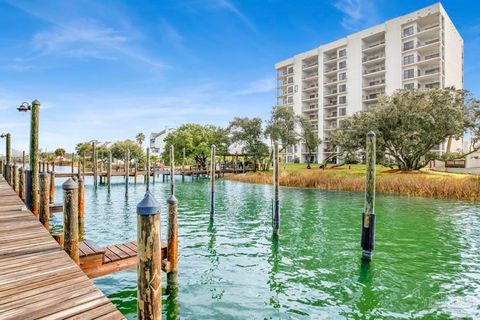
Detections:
303,73,319,81
303,61,318,70
363,92,384,103
363,65,385,77
324,89,338,97
303,83,318,92
303,104,319,112
363,78,385,89
302,94,319,102
362,40,386,53
324,101,338,108
402,23,440,39
324,111,338,119
363,53,385,63
324,54,338,62
324,66,338,74
323,79,338,87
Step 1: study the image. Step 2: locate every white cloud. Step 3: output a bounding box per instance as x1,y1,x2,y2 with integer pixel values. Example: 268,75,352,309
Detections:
234,77,275,95
333,0,380,31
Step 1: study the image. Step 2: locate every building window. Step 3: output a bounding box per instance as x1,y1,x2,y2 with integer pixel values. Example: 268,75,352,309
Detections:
338,49,346,57
403,40,414,51
403,26,414,37
403,69,414,79
287,66,294,74
338,60,347,69
339,96,347,104
287,96,293,104
338,72,347,81
338,84,346,92
287,86,293,93
403,54,414,65
287,77,293,84
339,108,347,116
404,83,415,90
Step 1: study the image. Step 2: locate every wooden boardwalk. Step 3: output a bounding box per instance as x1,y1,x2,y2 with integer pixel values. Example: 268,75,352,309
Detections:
0,176,125,319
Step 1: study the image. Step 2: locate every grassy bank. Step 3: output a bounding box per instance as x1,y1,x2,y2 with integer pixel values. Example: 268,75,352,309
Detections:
225,164,480,201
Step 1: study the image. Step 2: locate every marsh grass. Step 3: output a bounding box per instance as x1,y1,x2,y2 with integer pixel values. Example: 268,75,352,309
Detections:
226,166,480,201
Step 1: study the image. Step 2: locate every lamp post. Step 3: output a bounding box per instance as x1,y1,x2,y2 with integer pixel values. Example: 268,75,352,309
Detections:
18,100,40,216
0,133,11,179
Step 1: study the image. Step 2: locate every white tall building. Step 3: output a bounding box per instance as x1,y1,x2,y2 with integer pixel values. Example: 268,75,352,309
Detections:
275,3,463,163
149,128,175,155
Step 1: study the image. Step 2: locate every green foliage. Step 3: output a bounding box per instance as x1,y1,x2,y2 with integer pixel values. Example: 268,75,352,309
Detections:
136,132,145,145
228,117,269,163
265,106,298,152
54,148,66,157
331,88,471,170
75,142,93,156
162,124,230,168
298,116,321,168
110,140,144,163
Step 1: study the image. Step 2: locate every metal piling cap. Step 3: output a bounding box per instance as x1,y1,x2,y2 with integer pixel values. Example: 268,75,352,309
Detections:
32,99,41,106
167,194,177,205
39,171,49,178
62,178,78,190
137,191,160,215
367,131,376,137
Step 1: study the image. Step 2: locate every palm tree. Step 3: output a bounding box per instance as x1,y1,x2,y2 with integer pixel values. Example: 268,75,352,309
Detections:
136,133,145,146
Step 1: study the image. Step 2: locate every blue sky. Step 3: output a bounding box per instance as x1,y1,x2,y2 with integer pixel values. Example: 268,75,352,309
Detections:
0,0,479,153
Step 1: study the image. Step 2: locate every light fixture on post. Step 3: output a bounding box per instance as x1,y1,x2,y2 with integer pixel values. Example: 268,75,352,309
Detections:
18,100,40,216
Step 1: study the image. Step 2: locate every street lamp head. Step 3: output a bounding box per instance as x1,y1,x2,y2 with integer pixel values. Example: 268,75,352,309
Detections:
17,102,31,112
0,133,6,138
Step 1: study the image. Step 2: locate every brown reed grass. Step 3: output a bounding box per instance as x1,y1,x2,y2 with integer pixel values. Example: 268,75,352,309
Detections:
226,170,480,201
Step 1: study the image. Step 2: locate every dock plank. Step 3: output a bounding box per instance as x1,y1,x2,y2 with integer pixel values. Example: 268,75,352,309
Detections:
0,176,125,320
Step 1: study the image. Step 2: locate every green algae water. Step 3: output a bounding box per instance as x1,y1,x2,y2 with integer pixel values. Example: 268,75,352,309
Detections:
51,172,480,319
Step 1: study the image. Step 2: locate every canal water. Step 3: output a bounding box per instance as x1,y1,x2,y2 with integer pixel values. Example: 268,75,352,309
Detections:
50,171,480,319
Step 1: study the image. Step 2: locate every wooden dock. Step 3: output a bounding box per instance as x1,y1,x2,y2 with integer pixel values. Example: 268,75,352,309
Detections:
0,175,125,319
79,240,169,279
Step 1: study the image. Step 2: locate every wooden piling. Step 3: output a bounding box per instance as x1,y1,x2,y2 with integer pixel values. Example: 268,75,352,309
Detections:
5,133,11,167
29,101,40,216
63,178,79,264
82,152,86,180
134,161,138,184
92,143,97,188
39,172,50,230
22,151,26,169
49,170,55,204
19,167,25,202
273,142,280,236
167,145,178,285
210,145,216,218
182,147,186,182
125,149,130,194
12,163,18,194
78,177,85,240
136,192,162,320
146,148,150,191
107,151,112,191
361,131,376,261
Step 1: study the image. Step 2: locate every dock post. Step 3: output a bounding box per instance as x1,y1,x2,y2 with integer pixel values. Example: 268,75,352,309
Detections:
134,161,138,184
146,148,150,191
29,101,40,216
71,153,74,174
92,142,97,188
136,192,162,320
63,178,79,264
82,152,85,180
78,176,85,240
242,155,245,174
19,167,25,202
273,142,280,236
182,147,185,182
107,151,112,191
49,170,55,204
361,131,376,261
12,163,18,194
167,145,178,285
210,145,216,218
39,172,50,230
125,149,130,195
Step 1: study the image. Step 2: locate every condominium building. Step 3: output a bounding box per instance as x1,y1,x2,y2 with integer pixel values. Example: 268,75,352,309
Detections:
275,3,463,163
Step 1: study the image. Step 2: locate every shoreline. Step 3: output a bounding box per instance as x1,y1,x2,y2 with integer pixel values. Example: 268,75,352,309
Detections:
224,168,480,202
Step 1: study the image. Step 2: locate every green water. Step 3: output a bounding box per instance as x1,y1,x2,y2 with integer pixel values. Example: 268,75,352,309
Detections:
51,174,480,319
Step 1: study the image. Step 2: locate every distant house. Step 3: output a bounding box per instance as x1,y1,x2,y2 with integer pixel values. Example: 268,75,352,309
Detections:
150,128,175,155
